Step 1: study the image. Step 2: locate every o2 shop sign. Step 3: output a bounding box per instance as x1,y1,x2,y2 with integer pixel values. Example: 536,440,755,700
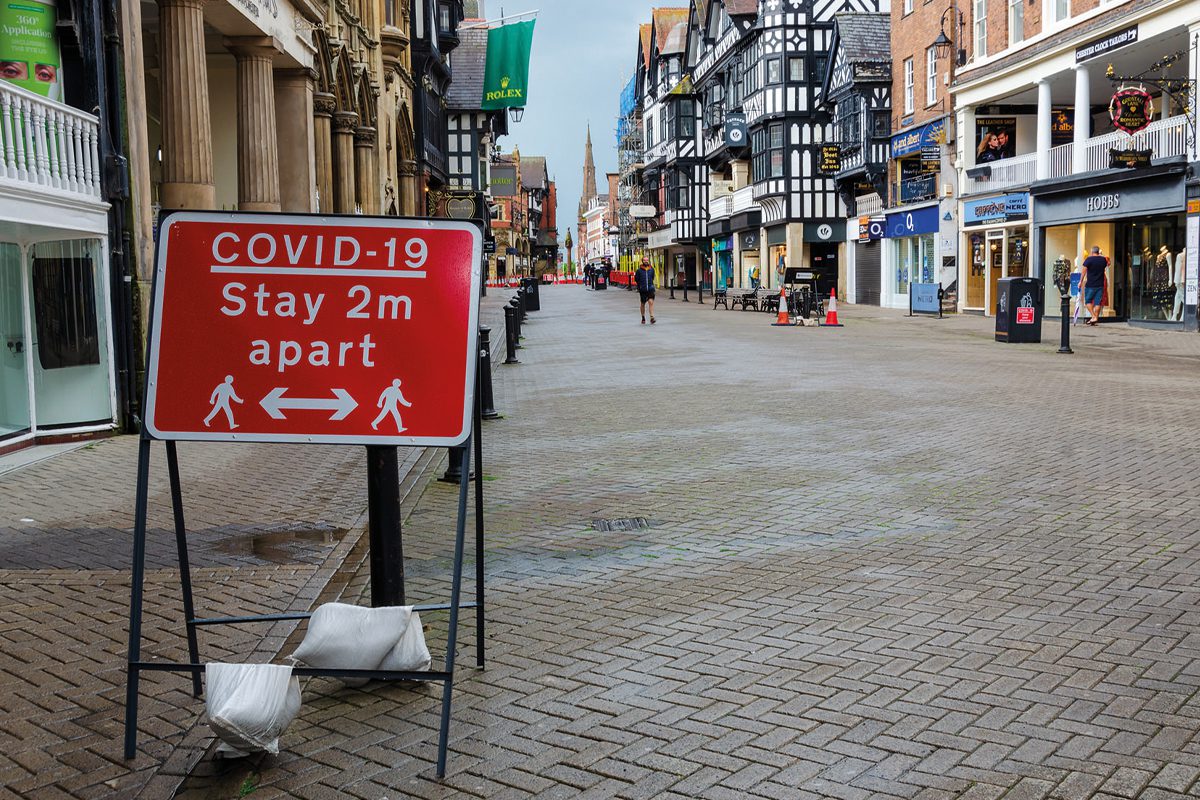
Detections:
144,211,482,446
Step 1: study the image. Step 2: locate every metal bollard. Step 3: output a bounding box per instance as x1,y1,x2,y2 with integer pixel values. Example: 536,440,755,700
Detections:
503,306,520,364
439,445,475,483
509,297,523,345
479,326,500,417
518,289,528,321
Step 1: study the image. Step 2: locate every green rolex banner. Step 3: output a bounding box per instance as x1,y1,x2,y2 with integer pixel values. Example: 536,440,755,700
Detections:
481,20,535,111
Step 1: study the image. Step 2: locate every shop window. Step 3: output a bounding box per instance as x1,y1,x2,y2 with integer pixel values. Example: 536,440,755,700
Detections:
32,254,99,369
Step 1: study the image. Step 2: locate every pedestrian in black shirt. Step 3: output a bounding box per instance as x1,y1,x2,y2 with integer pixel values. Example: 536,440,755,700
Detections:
635,258,656,324
1080,246,1109,326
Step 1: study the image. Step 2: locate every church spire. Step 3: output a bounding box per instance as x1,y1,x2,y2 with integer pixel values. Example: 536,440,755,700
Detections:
579,124,598,220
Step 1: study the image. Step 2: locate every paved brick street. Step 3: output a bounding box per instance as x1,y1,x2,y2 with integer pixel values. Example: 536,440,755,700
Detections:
8,286,1200,799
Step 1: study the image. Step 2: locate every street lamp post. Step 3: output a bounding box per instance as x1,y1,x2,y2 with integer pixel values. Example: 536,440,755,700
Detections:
1053,258,1073,354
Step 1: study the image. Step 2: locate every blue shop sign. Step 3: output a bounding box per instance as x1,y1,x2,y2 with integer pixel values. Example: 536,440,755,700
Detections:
963,193,1030,227
885,206,940,238
712,236,733,252
890,118,947,158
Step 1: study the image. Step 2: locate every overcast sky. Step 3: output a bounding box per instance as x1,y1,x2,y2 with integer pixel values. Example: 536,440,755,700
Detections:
494,0,656,254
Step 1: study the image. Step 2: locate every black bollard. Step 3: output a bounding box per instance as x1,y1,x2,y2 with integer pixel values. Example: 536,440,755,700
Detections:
518,289,528,321
479,326,500,417
1058,293,1073,354
508,298,523,346
439,445,476,483
503,307,520,364
367,446,405,606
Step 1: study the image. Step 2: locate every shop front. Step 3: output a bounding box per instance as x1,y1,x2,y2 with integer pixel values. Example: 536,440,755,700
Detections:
853,216,885,305
738,230,761,289
1032,165,1187,325
804,222,843,300
712,237,733,290
765,225,787,291
883,205,939,309
961,193,1030,314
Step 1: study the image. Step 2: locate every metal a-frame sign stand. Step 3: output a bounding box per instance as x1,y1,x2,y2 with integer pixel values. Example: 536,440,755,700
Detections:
123,210,486,778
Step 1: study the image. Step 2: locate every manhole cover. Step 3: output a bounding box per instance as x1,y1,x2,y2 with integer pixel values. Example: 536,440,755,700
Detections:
592,517,653,532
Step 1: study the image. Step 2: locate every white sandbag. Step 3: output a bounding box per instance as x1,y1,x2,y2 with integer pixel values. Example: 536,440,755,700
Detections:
290,602,423,686
205,663,301,757
378,611,432,673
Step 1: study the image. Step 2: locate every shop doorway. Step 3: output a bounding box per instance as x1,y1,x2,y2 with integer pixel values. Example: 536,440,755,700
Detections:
0,244,31,440
983,227,1029,313
811,243,839,299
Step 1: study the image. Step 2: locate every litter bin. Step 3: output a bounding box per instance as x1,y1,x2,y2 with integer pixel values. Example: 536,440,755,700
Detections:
995,277,1044,343
595,269,607,290
521,277,541,311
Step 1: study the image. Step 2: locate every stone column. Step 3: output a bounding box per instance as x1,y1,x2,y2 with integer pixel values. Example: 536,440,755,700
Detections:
398,159,418,216
1035,79,1052,180
158,0,214,209
275,69,316,212
230,39,281,211
1072,64,1090,174
333,111,359,213
313,93,335,212
355,127,380,215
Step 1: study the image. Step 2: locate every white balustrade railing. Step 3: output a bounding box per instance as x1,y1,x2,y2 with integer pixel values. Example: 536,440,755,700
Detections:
730,185,755,214
708,193,732,220
965,152,1037,194
1080,114,1188,173
0,80,101,199
1048,142,1073,179
855,193,883,216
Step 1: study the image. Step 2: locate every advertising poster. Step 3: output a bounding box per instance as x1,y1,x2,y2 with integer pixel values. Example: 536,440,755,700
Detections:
1050,109,1074,146
0,0,61,99
975,117,1016,163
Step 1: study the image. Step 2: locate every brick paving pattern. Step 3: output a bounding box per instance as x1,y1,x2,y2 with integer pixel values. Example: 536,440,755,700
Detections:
7,287,1200,798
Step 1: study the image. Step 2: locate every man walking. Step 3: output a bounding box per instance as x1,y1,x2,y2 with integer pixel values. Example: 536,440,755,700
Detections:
635,258,656,324
1080,245,1109,326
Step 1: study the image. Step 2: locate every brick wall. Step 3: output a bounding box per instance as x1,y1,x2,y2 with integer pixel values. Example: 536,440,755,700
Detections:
891,0,973,134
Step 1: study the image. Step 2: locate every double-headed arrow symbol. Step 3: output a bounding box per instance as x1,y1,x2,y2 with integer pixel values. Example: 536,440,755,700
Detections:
260,388,357,421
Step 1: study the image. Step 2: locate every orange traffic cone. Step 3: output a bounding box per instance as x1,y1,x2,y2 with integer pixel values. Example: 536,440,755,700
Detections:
771,285,791,326
822,287,843,327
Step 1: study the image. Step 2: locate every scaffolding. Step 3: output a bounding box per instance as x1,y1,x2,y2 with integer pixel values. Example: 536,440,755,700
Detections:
615,75,647,273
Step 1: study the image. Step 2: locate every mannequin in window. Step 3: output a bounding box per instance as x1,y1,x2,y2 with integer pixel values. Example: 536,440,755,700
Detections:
1173,247,1187,322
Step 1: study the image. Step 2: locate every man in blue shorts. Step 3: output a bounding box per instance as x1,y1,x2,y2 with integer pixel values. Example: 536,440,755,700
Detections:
635,258,656,324
1080,245,1109,326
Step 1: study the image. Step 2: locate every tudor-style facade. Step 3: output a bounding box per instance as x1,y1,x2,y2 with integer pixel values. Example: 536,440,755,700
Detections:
820,13,891,305
692,0,762,291
642,7,708,293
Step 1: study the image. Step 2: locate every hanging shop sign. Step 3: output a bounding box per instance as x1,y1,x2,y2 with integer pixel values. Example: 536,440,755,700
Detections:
963,193,1029,227
1075,25,1138,63
857,216,885,241
1050,109,1074,146
482,20,536,110
1108,148,1152,169
0,0,62,99
489,166,517,197
144,211,482,446
724,112,748,148
1109,88,1154,135
819,145,841,174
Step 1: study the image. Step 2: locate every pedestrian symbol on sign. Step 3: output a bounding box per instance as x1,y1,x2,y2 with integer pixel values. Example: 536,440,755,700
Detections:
372,379,413,432
203,376,243,430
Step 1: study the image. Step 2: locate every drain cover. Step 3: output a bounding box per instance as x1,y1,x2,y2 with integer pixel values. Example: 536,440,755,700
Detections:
592,517,653,532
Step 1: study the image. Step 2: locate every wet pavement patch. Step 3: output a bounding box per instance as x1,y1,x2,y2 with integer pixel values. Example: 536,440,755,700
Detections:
209,525,349,564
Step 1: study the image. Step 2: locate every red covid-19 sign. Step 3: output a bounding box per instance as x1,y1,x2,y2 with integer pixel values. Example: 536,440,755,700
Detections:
144,211,482,446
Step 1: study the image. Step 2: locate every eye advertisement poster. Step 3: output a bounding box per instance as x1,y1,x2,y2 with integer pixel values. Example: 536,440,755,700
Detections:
0,0,62,100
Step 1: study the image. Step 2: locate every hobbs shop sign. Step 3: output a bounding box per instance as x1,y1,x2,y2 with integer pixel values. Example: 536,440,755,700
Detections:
1035,176,1183,225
